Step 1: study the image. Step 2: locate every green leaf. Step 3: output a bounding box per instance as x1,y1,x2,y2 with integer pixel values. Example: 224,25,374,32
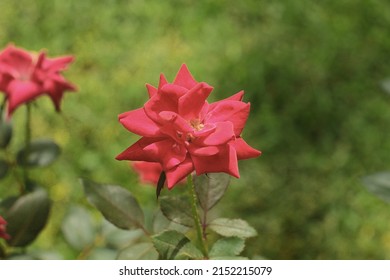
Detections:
61,205,96,251
159,195,194,227
209,237,245,257
117,242,158,260
152,230,203,260
17,139,61,168
82,179,144,230
194,173,230,211
102,220,144,249
153,209,189,234
209,218,257,239
0,159,9,179
0,119,12,149
5,188,51,247
362,172,390,203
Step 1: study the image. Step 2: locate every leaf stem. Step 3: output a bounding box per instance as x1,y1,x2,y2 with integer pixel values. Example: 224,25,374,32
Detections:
187,174,208,258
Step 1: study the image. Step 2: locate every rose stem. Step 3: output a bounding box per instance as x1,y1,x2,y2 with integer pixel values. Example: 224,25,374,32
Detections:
187,174,208,258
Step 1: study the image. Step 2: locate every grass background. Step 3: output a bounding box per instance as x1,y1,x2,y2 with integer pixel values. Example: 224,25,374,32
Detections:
1,0,390,259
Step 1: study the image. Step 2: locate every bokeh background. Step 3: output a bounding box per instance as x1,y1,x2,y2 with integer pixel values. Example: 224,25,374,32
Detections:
1,0,390,259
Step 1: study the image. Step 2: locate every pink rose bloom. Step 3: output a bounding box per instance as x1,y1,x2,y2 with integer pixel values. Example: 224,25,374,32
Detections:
132,161,186,185
0,215,10,240
0,44,76,116
117,64,261,189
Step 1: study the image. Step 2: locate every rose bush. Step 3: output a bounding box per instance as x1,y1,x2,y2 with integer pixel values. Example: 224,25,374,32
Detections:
117,64,260,188
0,44,76,116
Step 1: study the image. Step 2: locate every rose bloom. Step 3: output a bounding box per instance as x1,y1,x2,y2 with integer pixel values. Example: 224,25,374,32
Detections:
0,215,10,240
0,44,76,116
117,64,261,189
132,161,185,185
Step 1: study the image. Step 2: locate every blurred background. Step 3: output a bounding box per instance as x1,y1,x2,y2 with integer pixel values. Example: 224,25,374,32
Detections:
1,0,390,259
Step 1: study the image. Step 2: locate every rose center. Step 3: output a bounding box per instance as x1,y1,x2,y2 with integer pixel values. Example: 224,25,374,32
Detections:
189,119,204,131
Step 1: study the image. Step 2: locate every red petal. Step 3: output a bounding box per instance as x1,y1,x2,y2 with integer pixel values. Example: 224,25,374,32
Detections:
165,156,194,189
178,82,213,120
230,137,261,160
208,90,244,112
195,121,235,146
191,144,239,178
6,80,41,115
173,64,198,89
144,84,186,122
42,55,74,72
205,100,250,136
119,108,162,137
116,137,165,162
146,84,157,98
144,139,187,170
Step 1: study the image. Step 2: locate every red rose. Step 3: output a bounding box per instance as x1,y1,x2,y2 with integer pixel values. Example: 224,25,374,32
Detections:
0,215,10,240
0,44,76,116
117,64,261,189
132,161,186,185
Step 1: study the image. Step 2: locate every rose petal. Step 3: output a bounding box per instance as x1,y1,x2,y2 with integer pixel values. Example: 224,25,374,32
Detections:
165,156,194,189
173,64,198,90
119,108,162,137
144,139,187,170
191,144,239,178
6,80,41,115
230,137,261,160
146,83,157,98
116,137,165,162
195,121,235,146
205,100,250,136
144,84,187,122
207,90,244,112
178,82,213,120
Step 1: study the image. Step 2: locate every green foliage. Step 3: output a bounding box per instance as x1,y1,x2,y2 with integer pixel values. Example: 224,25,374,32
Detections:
159,195,194,227
0,118,12,149
209,237,245,259
17,139,61,168
152,230,203,260
0,160,9,180
4,188,51,247
209,218,257,239
1,0,390,259
362,172,390,204
117,242,158,260
82,179,144,230
61,205,96,251
194,173,229,211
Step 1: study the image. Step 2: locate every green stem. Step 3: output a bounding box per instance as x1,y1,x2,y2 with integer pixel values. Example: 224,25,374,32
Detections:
22,103,32,191
187,174,208,258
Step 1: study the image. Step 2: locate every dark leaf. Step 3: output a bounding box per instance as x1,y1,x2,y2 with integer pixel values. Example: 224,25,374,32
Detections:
156,171,166,198
159,195,194,227
0,159,9,179
17,139,61,168
61,205,96,251
117,242,158,260
194,173,230,211
152,230,203,260
0,119,12,149
362,172,390,203
5,188,51,247
82,179,144,230
209,218,257,239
